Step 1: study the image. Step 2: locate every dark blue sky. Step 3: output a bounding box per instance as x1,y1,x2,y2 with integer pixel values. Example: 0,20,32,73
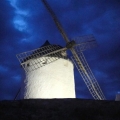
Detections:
0,0,120,100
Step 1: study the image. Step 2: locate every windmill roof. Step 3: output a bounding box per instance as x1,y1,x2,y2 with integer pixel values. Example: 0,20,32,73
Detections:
40,40,63,48
40,40,51,47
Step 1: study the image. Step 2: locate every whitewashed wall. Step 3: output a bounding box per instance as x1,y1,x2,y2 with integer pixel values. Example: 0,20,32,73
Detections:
21,57,75,99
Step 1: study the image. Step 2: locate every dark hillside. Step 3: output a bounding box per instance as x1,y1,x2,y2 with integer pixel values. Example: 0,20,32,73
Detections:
0,99,120,120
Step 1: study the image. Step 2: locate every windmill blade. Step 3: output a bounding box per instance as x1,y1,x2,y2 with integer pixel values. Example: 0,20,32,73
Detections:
42,0,70,43
71,51,106,100
72,34,96,43
72,34,98,51
74,40,97,52
16,45,67,72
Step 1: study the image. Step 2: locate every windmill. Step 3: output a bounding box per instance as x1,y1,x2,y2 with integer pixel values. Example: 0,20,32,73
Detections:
16,0,106,100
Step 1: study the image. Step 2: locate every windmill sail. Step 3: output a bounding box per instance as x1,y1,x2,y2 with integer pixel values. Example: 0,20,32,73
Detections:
16,44,67,72
71,52,106,100
72,34,97,51
42,0,69,43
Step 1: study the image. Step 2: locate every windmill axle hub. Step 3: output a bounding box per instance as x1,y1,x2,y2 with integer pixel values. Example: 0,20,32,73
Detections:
66,40,76,49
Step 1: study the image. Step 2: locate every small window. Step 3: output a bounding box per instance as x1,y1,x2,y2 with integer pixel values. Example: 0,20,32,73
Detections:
27,63,30,67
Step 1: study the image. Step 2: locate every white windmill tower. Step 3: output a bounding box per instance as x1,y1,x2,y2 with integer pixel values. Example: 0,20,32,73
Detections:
16,0,106,100
18,40,75,98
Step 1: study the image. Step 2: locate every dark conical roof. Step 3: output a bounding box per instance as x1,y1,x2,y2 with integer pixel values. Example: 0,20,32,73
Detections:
41,40,51,47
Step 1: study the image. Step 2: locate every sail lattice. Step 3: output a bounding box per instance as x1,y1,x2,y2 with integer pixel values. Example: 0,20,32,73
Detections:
16,45,67,72
71,52,106,100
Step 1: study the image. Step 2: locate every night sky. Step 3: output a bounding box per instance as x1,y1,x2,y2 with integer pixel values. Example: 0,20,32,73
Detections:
0,0,120,100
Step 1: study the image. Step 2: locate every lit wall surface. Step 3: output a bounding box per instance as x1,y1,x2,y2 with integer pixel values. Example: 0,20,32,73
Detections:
21,57,75,99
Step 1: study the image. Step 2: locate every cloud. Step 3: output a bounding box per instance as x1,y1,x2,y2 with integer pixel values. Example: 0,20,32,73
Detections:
13,15,27,31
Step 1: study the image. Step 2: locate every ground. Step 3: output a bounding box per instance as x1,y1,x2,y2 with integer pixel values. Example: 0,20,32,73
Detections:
0,99,120,120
